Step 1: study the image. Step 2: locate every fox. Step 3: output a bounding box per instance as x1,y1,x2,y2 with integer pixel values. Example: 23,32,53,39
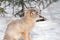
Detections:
3,8,46,40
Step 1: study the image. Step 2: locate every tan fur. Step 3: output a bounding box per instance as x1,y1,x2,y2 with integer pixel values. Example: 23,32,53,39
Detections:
3,8,41,40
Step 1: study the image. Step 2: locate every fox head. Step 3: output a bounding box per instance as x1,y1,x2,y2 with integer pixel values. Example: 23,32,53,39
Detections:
24,8,46,22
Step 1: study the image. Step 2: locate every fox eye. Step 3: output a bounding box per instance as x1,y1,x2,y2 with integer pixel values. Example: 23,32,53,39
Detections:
30,12,34,15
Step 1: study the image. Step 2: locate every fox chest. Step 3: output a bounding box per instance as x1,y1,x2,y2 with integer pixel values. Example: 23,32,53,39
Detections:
18,21,35,31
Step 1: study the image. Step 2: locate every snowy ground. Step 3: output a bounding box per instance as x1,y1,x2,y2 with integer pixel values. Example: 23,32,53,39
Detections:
0,17,7,40
0,0,60,40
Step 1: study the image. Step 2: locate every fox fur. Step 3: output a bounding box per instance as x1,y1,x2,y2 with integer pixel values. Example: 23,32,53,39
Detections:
3,8,43,40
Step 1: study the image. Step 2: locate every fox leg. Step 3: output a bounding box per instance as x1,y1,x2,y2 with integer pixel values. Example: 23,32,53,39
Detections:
28,32,31,40
3,36,19,40
21,32,31,40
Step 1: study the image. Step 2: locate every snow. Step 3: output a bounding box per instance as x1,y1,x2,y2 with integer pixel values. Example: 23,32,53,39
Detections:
31,20,60,40
0,17,7,40
0,0,60,40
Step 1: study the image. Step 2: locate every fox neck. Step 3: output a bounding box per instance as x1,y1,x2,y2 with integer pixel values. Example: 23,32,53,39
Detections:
23,15,35,23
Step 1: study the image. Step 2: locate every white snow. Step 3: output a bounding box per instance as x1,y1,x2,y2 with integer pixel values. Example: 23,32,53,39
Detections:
0,0,60,40
0,17,7,40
